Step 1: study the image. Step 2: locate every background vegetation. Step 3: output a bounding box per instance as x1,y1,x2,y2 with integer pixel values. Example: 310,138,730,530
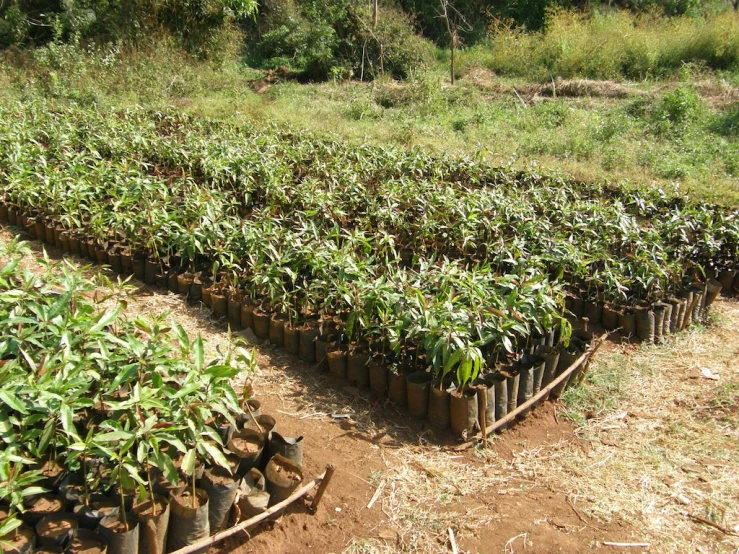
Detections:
1,1,738,204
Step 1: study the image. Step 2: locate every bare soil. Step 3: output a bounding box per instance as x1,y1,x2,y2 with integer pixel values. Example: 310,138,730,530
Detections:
3,226,738,553
68,535,106,554
268,461,302,484
230,436,262,455
26,495,63,516
37,515,76,536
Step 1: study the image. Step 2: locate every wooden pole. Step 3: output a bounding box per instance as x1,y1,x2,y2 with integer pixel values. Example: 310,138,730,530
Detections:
309,463,335,513
454,340,602,451
479,388,488,449
168,467,329,554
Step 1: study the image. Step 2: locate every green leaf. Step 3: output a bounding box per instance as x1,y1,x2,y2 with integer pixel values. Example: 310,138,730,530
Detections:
90,308,120,334
200,441,231,473
59,404,79,440
0,390,28,415
192,335,204,373
181,449,197,477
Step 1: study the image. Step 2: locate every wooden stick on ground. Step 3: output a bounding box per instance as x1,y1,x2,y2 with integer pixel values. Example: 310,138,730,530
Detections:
688,513,738,536
602,542,650,548
310,463,336,513
448,528,459,554
169,466,330,554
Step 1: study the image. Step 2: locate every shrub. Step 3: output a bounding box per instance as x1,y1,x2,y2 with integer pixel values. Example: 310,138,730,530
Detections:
244,0,433,81
461,9,739,80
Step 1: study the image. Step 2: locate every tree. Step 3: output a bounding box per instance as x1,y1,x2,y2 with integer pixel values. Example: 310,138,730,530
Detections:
438,0,471,84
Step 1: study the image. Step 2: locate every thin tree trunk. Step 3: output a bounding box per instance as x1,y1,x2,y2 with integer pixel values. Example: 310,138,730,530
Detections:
373,0,378,27
450,38,455,85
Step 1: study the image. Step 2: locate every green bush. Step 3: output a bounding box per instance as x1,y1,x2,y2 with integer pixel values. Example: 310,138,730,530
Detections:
244,0,433,81
0,0,257,55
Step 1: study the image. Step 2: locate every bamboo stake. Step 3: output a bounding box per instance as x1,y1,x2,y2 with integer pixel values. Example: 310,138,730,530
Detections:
169,466,329,554
454,339,602,451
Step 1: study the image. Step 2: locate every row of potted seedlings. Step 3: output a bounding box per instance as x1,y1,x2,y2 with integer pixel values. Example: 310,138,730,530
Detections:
0,242,307,554
0,202,731,438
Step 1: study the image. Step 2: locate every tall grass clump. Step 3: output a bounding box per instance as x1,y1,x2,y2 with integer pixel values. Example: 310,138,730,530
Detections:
462,9,739,80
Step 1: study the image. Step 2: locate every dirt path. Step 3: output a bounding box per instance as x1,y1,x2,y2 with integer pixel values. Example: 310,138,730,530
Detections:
2,226,737,553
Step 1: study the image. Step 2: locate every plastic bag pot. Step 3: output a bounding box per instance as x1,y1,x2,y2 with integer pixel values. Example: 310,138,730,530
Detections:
68,530,107,554
176,273,193,297
583,302,602,326
536,346,560,392
94,246,109,265
132,258,145,281
298,325,320,363
200,468,237,533
474,378,495,428
107,251,122,274
252,311,270,339
85,241,96,261
144,259,157,285
283,323,300,356
428,385,451,429
53,226,63,248
73,497,120,530
167,270,179,294
120,251,133,275
551,344,582,398
490,374,507,421
132,497,169,554
652,303,666,343
718,269,736,297
368,360,388,399
265,455,303,505
237,469,270,518
189,279,202,302
388,371,407,407
618,311,635,338
516,364,535,417
35,513,77,548
704,278,722,307
98,514,139,554
245,414,276,437
602,305,618,331
60,232,71,253
635,307,655,343
240,301,255,330
0,204,8,222
7,208,17,225
314,338,329,370
406,372,432,419
267,313,286,345
211,291,228,319
570,296,584,318
327,349,347,378
228,428,265,477
679,289,694,329
347,352,370,388
154,273,167,290
228,295,243,329
268,432,304,466
505,372,520,413
450,389,478,438
166,489,209,553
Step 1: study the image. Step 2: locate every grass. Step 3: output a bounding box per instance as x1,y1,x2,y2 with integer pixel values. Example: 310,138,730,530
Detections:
2,34,739,205
555,301,739,551
460,10,739,82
